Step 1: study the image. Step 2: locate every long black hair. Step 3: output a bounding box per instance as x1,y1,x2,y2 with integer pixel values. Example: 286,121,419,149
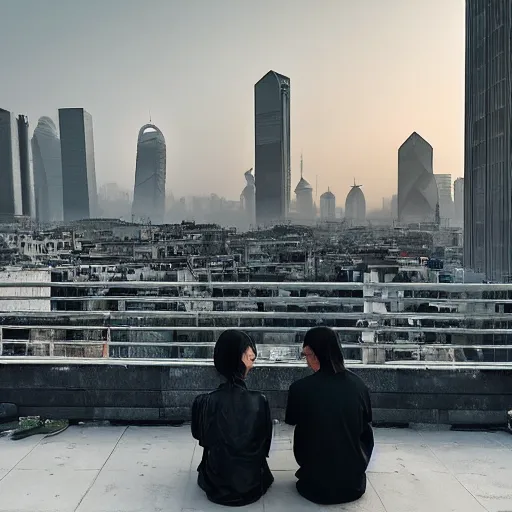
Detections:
303,326,345,374
214,329,257,381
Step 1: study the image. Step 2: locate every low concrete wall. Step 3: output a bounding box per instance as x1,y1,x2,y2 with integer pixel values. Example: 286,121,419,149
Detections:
1,360,511,426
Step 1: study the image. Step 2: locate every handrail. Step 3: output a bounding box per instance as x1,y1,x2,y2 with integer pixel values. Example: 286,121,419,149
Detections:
2,295,512,304
0,324,510,334
0,310,511,321
1,280,512,291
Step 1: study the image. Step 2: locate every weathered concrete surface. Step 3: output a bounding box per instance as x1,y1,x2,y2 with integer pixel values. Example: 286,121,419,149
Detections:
1,359,511,425
0,424,511,512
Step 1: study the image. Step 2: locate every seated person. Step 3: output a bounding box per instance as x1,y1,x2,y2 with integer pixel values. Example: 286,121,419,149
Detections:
285,326,374,505
191,330,274,506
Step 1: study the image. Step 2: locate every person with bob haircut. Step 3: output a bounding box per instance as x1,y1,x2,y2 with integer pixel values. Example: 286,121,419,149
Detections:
285,326,374,505
191,329,274,506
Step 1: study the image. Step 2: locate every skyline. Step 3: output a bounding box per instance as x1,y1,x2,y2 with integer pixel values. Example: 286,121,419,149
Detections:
1,0,465,209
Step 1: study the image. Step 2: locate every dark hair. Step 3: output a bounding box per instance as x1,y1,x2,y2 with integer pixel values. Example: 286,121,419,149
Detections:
303,326,345,374
214,329,257,381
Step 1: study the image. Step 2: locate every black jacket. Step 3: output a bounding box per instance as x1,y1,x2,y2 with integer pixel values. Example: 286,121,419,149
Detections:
285,368,374,505
191,378,274,506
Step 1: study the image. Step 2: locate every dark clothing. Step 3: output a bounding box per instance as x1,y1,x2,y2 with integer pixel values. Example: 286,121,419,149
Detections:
285,368,374,505
191,378,274,507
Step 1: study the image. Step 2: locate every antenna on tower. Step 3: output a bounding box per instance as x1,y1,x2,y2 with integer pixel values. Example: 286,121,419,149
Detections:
149,110,152,124
300,152,303,179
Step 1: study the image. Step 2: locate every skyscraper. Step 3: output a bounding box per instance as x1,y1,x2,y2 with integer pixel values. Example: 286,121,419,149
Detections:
254,70,291,225
17,115,36,219
320,189,336,221
345,183,366,226
294,155,314,221
0,108,23,217
132,124,166,224
240,168,255,228
434,174,454,226
398,132,439,224
59,108,98,222
454,177,464,229
32,117,64,223
465,1,512,281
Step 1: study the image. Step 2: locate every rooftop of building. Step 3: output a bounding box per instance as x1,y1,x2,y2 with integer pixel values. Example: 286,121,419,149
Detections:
321,189,335,199
294,177,313,193
1,423,510,512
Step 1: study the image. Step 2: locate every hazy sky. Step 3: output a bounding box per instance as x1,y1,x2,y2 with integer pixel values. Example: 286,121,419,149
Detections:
1,0,464,209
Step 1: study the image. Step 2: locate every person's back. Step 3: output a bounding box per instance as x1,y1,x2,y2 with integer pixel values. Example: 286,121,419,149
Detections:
191,330,273,506
285,327,373,505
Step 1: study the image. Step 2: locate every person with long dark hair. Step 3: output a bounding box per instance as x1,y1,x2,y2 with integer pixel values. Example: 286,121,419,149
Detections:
285,326,374,505
191,330,274,506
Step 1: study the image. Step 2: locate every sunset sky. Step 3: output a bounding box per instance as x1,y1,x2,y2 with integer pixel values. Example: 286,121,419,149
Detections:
1,0,465,209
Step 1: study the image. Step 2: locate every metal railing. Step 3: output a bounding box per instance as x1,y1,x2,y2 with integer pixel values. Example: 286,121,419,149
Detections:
0,280,511,364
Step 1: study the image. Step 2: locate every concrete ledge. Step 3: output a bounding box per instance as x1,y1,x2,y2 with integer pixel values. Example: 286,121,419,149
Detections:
0,360,511,426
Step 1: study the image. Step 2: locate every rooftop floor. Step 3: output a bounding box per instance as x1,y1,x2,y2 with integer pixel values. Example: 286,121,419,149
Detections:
0,424,511,512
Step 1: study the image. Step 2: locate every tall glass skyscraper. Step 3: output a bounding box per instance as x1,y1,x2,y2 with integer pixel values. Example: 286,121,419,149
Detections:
434,174,454,226
59,108,98,222
398,132,439,224
17,115,36,219
0,109,36,219
132,124,166,224
465,1,512,281
254,71,290,226
32,117,63,223
0,109,23,217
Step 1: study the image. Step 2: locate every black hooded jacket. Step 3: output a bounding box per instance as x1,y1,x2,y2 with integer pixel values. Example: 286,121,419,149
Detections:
191,331,274,506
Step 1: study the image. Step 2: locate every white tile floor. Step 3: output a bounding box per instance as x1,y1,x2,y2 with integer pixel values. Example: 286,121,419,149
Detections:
0,424,511,512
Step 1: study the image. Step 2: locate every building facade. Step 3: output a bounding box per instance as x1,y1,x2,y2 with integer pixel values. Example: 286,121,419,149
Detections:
434,173,454,226
464,0,512,281
32,117,64,223
398,132,439,224
453,177,464,229
254,70,291,226
0,109,23,217
132,124,166,224
59,108,98,222
320,189,336,220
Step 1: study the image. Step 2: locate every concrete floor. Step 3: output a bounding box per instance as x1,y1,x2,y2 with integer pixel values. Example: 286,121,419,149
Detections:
0,424,511,512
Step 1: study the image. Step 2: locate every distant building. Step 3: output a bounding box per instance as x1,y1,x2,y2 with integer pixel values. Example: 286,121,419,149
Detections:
391,194,398,219
434,174,453,226
17,115,36,219
59,108,98,222
294,155,314,221
240,168,255,227
132,124,166,224
320,189,336,220
398,132,438,223
453,177,464,229
0,108,23,217
345,182,366,225
0,109,36,219
254,70,291,225
465,1,512,281
32,117,63,222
